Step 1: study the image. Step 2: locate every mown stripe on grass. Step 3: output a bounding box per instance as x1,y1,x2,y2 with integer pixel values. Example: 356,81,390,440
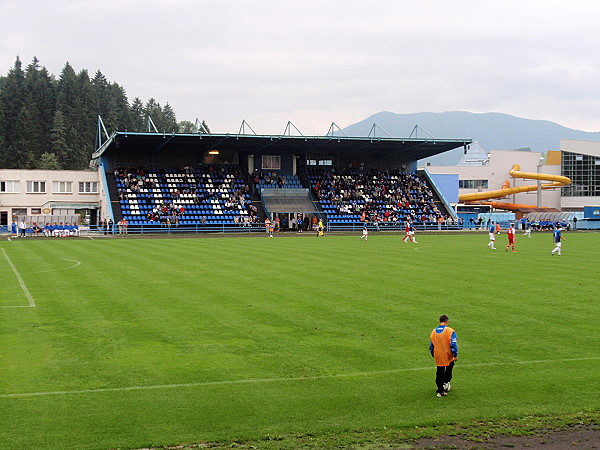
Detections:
2,356,598,399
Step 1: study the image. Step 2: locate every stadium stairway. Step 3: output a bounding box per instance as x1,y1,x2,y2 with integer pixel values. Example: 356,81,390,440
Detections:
105,171,123,223
417,169,455,219
250,193,267,222
297,170,326,216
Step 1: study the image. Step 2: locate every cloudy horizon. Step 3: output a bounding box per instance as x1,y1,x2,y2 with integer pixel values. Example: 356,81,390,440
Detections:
2,0,600,135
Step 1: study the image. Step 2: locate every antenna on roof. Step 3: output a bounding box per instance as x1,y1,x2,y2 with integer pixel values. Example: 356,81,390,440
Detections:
146,116,159,133
409,124,435,140
96,115,110,149
238,120,257,135
283,121,304,137
326,122,349,137
368,123,392,138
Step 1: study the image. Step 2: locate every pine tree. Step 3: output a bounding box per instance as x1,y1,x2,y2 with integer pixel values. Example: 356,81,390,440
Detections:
0,57,189,169
130,97,145,131
51,110,69,165
163,102,178,132
37,152,61,170
0,57,26,167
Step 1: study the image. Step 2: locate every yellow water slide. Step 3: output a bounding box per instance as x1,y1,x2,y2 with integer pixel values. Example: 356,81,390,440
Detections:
458,164,571,210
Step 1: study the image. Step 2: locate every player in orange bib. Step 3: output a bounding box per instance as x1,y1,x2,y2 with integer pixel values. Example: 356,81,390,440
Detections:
429,314,458,397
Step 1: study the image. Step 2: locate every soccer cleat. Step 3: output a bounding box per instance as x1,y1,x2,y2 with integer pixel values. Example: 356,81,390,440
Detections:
512,250,517,252
436,392,447,397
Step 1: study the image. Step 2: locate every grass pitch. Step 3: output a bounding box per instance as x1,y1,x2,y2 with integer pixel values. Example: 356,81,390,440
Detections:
1,232,599,449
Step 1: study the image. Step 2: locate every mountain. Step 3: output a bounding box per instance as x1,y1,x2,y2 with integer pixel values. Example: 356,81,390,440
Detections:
341,111,600,166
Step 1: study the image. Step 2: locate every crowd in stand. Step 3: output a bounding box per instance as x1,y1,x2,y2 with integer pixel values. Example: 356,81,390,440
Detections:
309,168,447,224
252,171,290,188
114,165,261,225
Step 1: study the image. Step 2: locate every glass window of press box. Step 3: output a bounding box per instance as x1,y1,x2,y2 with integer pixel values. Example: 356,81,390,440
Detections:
562,151,600,196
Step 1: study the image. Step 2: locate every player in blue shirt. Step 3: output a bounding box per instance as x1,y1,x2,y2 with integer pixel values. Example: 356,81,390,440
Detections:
487,221,497,249
360,222,368,240
551,227,566,256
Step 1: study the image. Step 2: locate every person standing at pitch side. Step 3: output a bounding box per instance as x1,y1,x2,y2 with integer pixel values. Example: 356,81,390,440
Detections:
429,315,458,397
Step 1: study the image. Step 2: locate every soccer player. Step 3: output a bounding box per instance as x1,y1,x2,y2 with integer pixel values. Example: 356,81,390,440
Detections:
487,221,497,249
505,223,516,252
551,226,566,256
360,223,368,241
402,221,411,243
408,223,417,243
429,314,458,397
523,220,532,238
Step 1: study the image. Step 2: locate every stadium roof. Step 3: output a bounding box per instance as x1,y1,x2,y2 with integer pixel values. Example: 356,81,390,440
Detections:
92,131,471,162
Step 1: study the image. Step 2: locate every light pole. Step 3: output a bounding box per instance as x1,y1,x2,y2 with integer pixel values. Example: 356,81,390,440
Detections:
536,164,541,208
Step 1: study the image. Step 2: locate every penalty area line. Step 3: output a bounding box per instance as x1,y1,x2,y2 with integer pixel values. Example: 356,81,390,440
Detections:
1,248,35,307
1,356,599,399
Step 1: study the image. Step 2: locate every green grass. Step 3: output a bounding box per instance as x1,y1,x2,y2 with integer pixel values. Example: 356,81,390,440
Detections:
0,232,599,449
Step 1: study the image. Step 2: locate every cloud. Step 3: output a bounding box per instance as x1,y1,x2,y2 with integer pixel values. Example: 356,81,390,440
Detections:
2,0,600,134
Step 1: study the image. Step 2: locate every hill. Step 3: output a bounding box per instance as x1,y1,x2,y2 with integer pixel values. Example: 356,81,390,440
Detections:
342,111,600,165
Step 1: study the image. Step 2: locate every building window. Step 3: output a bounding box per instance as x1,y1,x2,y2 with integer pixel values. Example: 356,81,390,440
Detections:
562,151,600,197
262,155,281,170
12,208,27,217
319,160,333,166
307,160,317,166
79,181,98,193
459,179,489,189
26,181,46,193
0,180,20,193
53,181,72,193
31,208,42,215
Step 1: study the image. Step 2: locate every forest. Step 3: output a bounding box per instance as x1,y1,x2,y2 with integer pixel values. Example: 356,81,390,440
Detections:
0,56,207,170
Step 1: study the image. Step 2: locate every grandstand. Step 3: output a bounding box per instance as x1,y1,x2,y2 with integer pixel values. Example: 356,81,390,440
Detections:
91,124,470,232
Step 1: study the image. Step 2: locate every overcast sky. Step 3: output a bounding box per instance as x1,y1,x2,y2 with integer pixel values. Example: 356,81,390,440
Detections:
2,0,600,135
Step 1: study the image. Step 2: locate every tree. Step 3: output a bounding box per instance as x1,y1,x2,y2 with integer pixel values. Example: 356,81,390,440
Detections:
37,152,61,170
0,57,26,167
178,120,195,133
51,110,69,165
0,57,188,169
163,103,178,132
130,97,145,131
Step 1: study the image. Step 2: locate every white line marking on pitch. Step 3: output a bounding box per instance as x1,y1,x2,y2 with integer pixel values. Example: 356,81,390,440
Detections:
1,248,35,308
1,356,598,399
23,259,81,274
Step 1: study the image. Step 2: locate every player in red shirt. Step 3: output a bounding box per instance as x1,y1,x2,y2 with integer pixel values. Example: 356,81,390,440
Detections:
505,223,516,252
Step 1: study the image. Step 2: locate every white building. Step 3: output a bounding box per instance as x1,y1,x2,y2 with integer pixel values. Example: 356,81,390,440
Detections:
0,169,104,228
427,149,562,210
